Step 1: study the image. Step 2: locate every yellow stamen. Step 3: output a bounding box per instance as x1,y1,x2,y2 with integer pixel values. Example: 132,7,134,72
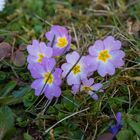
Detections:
43,72,53,85
82,86,92,91
37,54,44,63
56,37,68,48
72,65,81,75
98,50,111,63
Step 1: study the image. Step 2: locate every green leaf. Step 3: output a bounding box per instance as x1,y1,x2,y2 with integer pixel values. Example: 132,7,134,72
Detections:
70,44,77,50
0,106,15,140
117,0,126,11
128,119,140,136
0,81,17,96
0,96,22,106
23,133,33,140
2,127,16,140
25,0,44,16
116,129,134,140
34,25,42,33
0,86,32,106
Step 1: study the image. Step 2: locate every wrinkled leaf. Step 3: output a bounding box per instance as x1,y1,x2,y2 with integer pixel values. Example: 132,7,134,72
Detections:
23,91,36,107
13,85,31,98
0,106,15,140
17,117,28,128
0,96,22,106
23,133,33,140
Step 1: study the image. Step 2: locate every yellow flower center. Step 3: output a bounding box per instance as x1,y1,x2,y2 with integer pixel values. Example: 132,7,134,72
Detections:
56,37,68,48
43,72,53,85
82,86,92,91
37,54,44,63
72,65,81,75
98,50,111,63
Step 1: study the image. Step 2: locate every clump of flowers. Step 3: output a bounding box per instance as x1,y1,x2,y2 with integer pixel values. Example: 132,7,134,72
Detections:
27,25,125,101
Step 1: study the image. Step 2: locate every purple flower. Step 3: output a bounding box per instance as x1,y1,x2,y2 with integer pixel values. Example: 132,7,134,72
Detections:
45,25,71,56
84,36,125,77
72,78,103,100
29,57,62,100
61,51,88,85
27,40,53,68
109,112,122,136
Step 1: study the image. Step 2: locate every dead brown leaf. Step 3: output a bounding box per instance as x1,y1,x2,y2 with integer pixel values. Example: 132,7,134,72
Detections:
0,42,11,59
12,50,26,67
19,44,27,51
96,133,114,140
127,18,140,35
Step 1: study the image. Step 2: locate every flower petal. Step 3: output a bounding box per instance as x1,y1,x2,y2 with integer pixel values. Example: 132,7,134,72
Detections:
39,42,53,58
84,55,99,72
72,84,80,94
52,46,67,56
42,58,56,72
32,40,39,47
103,36,122,51
27,55,37,64
44,87,54,100
116,112,122,124
67,73,81,85
109,50,125,68
82,78,94,87
53,68,62,86
88,91,98,100
29,63,45,78
53,85,61,98
66,51,80,65
97,61,115,77
92,83,103,91
51,25,68,37
89,40,104,56
31,79,45,96
45,84,61,100
27,40,39,56
61,63,72,78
